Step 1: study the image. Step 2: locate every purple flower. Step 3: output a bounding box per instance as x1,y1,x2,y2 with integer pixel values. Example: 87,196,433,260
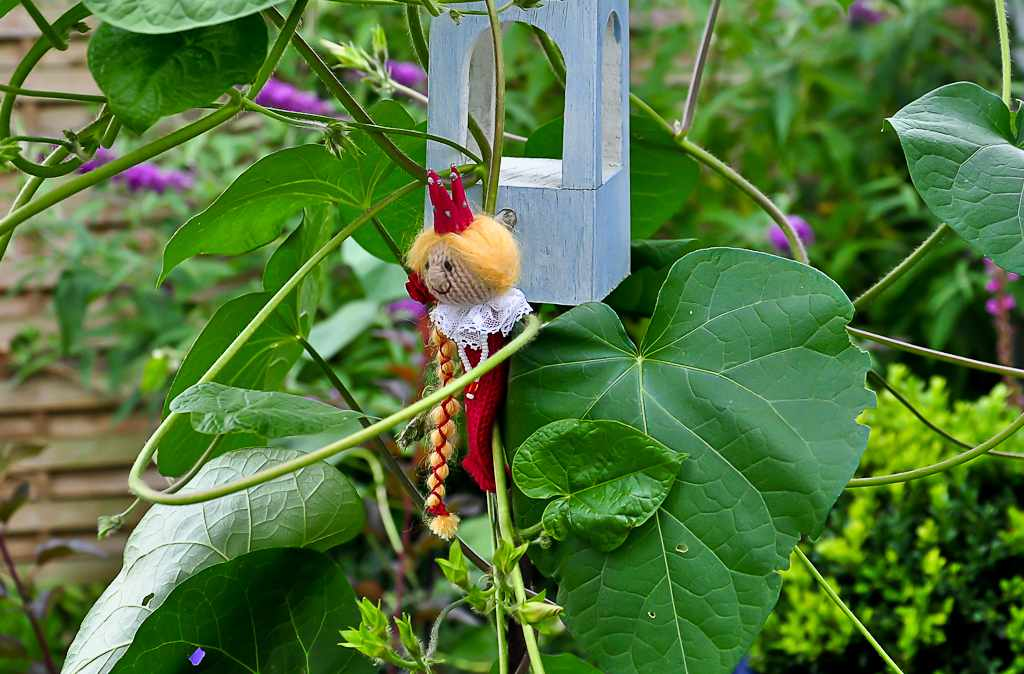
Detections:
78,148,193,194
849,0,886,27
387,60,426,89
77,147,115,173
188,647,205,666
387,298,427,321
255,77,332,115
768,215,815,256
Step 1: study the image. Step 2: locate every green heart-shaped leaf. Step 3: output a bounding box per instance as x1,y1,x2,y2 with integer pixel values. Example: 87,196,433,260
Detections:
513,419,685,551
87,16,267,132
62,448,365,674
109,548,372,674
170,382,365,437
605,238,701,315
507,247,873,674
84,0,280,33
889,82,1024,272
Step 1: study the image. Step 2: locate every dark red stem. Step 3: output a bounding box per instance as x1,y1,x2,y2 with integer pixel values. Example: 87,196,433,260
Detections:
0,528,57,674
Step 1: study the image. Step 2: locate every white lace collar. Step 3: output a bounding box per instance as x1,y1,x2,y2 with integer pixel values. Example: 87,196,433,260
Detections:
431,288,533,370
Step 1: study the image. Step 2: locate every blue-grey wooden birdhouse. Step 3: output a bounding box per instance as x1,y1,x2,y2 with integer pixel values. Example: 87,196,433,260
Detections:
425,0,630,306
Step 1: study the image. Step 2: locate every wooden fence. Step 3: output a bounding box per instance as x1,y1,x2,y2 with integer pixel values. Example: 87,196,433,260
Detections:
0,1,157,583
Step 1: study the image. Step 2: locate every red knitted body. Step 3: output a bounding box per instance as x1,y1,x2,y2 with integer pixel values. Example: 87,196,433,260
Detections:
461,332,508,492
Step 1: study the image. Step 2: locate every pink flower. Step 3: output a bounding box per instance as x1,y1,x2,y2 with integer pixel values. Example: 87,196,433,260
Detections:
986,295,1017,315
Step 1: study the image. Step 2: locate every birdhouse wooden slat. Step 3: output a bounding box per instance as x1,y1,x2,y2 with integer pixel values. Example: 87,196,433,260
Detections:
426,0,631,306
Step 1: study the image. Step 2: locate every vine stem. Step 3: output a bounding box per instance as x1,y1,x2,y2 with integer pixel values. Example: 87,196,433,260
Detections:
0,528,57,674
344,448,405,555
492,427,547,674
847,411,1024,487
482,0,506,214
794,547,904,674
0,100,240,241
492,496,510,674
854,224,951,310
0,83,104,103
297,335,498,576
673,134,808,264
297,335,421,512
529,24,808,263
995,0,1015,134
868,370,1024,460
128,313,541,505
251,0,308,97
848,327,1024,379
20,0,67,51
867,371,970,449
265,7,425,181
678,0,721,137
0,146,69,261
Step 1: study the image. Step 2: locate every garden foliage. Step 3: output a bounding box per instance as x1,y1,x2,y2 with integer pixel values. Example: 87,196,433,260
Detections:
0,1,1022,674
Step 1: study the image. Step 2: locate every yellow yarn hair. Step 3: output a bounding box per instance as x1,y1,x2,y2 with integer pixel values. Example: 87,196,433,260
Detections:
407,215,520,293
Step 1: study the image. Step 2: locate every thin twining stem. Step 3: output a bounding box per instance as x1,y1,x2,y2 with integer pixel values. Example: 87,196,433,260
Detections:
794,547,905,674
849,327,1024,380
528,26,809,264
0,83,105,103
250,0,308,98
847,411,1024,487
854,224,951,310
265,7,424,180
0,100,240,241
128,316,541,505
678,0,721,137
868,372,1024,461
492,426,547,674
481,0,506,213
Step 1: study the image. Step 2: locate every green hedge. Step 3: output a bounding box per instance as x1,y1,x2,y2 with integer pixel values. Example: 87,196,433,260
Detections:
753,365,1024,674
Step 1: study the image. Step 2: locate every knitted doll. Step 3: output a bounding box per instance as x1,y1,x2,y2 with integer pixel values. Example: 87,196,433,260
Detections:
405,166,532,540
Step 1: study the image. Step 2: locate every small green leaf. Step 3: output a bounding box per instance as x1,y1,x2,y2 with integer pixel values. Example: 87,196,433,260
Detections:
62,448,366,673
525,115,698,238
109,548,372,674
436,540,470,590
157,292,303,475
513,419,684,551
84,0,281,33
87,16,266,132
160,145,354,280
605,239,701,315
395,614,423,660
889,82,1024,273
170,382,365,437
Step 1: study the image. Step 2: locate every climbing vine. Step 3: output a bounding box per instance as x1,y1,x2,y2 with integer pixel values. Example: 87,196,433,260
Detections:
0,1,1021,673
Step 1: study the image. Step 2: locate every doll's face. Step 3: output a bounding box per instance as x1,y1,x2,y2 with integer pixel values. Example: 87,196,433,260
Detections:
422,244,496,306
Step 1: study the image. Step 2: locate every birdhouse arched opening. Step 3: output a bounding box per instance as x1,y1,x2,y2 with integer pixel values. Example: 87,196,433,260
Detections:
426,0,631,306
466,23,566,168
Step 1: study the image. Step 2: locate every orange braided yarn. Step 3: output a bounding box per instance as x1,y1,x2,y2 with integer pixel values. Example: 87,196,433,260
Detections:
425,326,461,539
